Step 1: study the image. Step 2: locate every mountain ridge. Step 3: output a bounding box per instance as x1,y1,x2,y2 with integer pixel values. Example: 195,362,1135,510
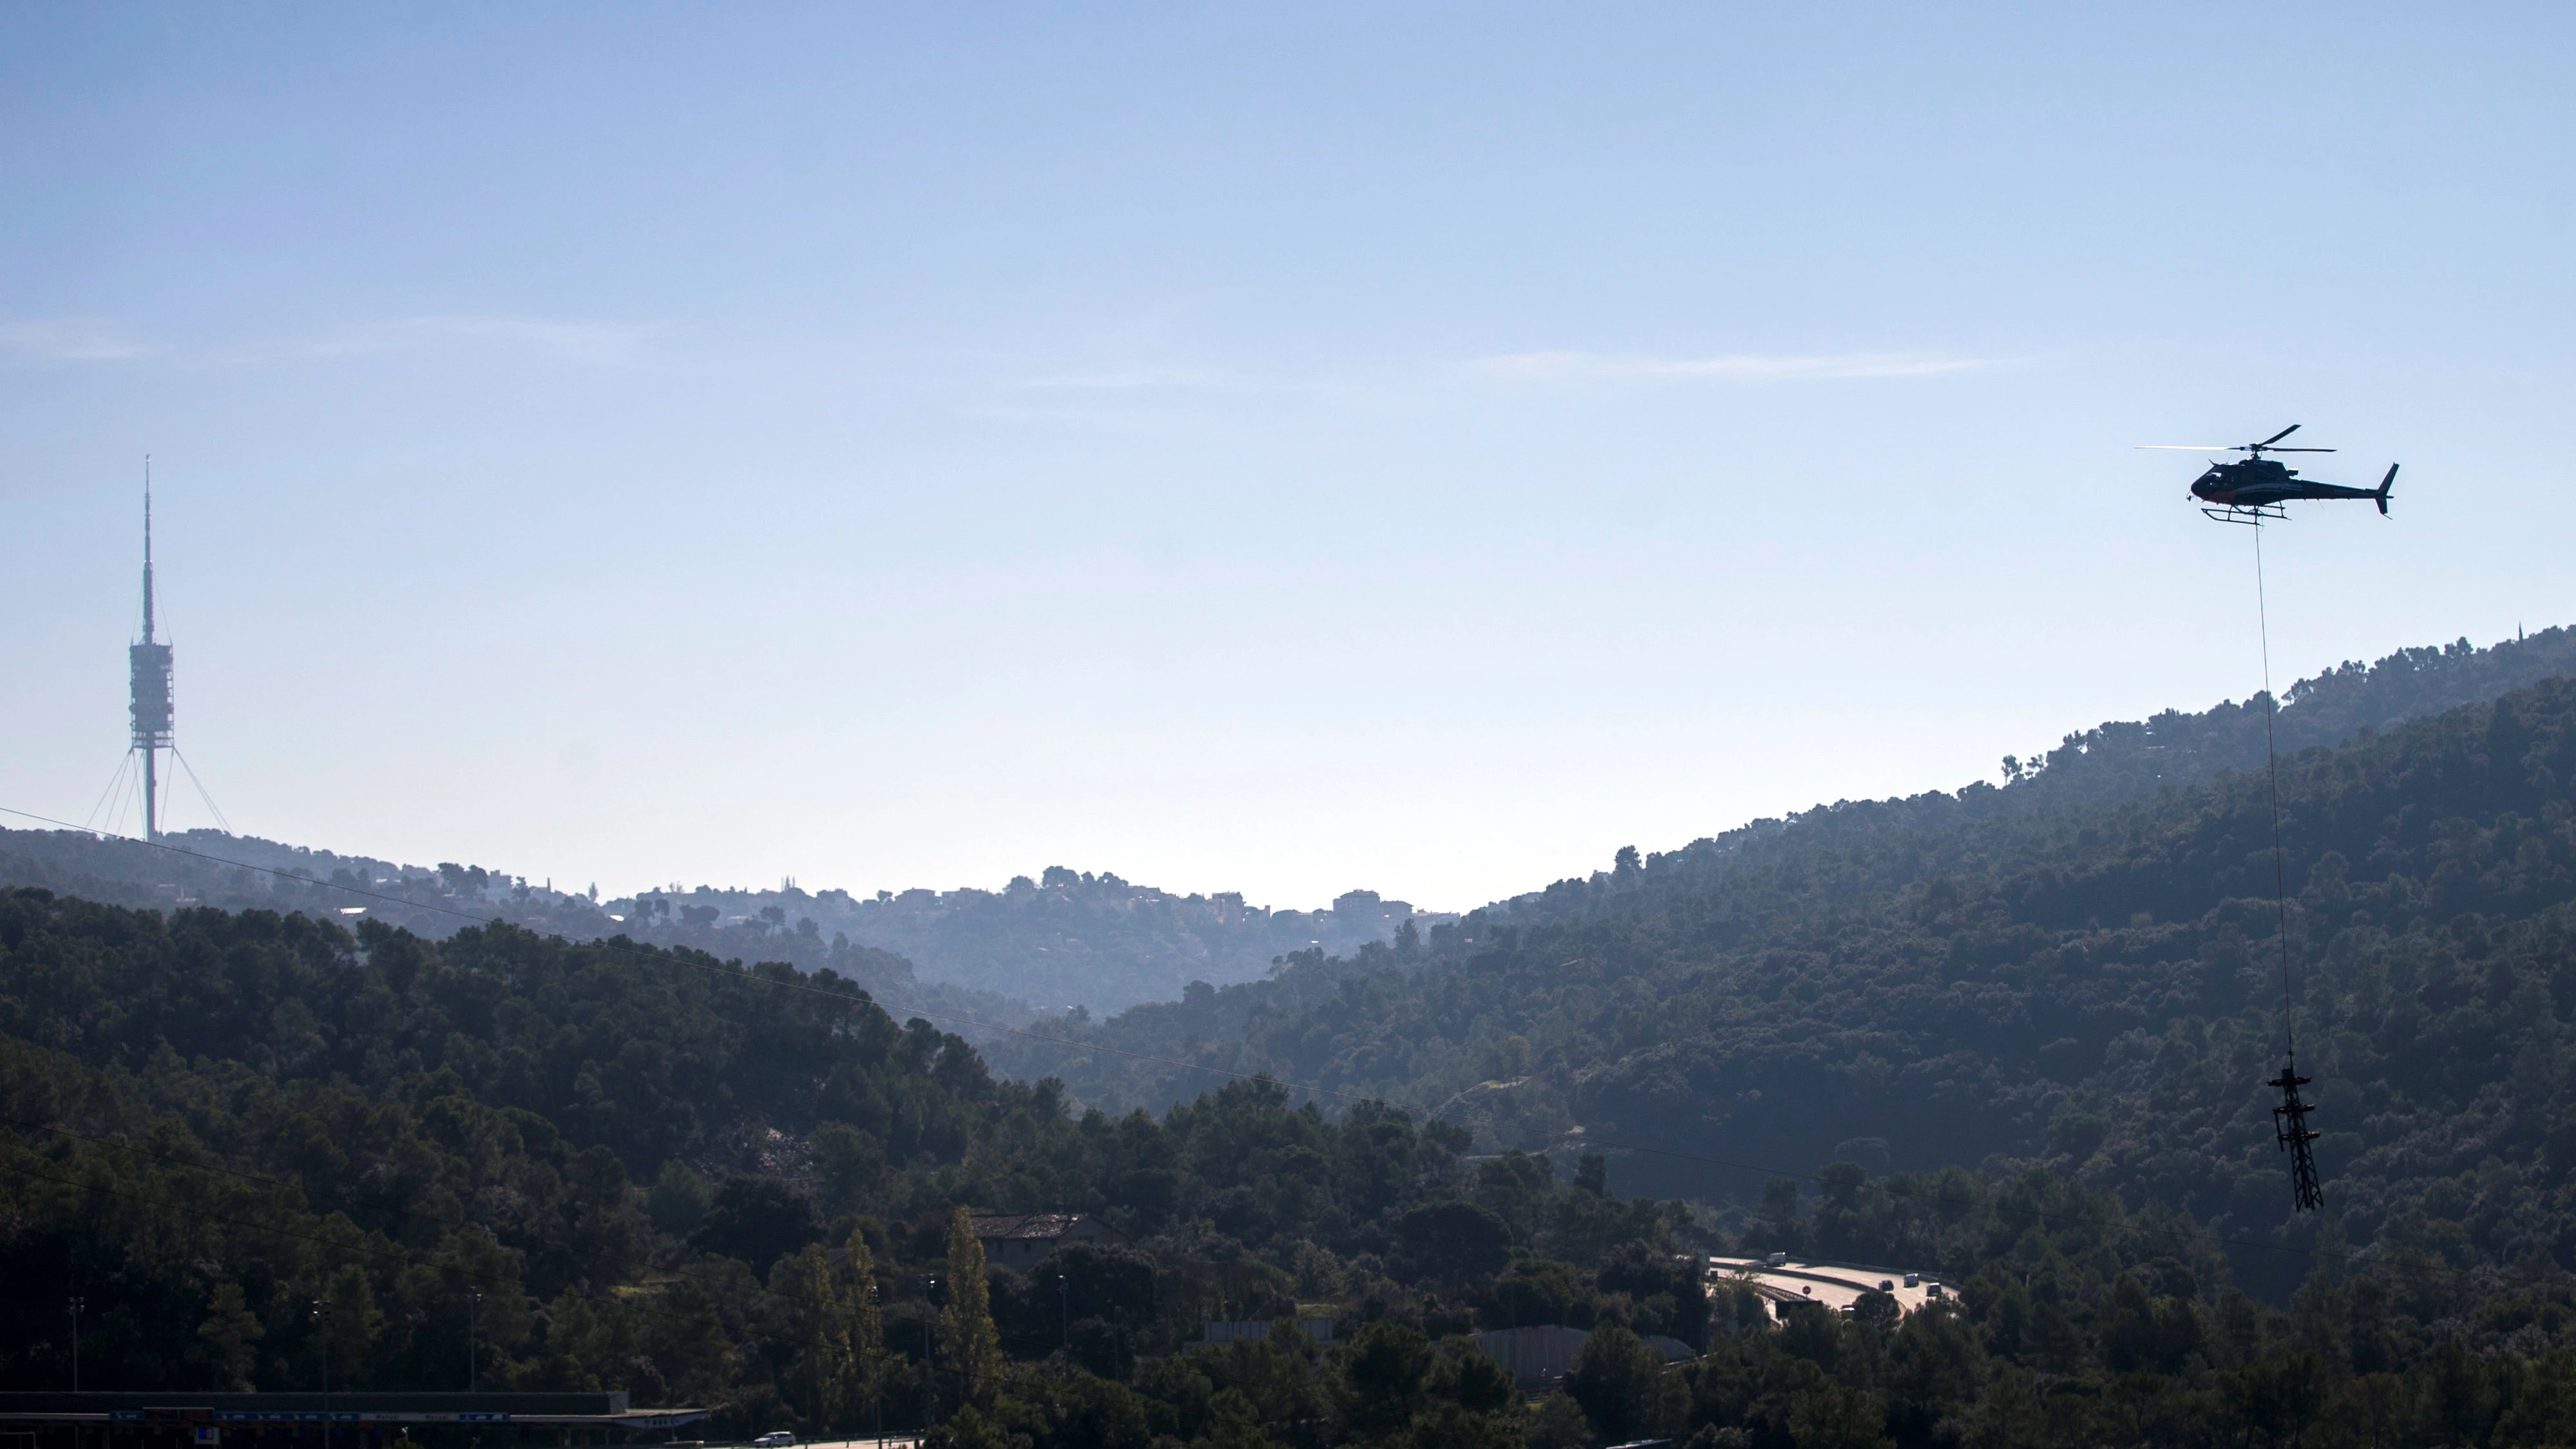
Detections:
991,625,2576,1114
9,625,2568,1036
989,634,2576,1302
0,840,1448,1020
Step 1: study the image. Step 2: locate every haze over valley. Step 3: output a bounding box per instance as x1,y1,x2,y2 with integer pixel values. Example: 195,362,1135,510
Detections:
13,627,2566,1020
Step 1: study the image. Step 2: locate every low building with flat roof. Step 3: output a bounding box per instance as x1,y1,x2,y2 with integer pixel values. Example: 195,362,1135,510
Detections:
1705,1256,1942,1323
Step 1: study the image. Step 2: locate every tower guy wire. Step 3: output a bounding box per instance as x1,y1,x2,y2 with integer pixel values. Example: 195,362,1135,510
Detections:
84,750,136,836
2252,520,2323,1212
173,748,232,835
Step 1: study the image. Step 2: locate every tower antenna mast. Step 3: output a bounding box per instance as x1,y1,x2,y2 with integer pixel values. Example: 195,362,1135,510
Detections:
129,458,175,842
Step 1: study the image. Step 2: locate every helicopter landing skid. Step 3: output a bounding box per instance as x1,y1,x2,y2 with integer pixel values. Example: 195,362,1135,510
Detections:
2202,504,2288,526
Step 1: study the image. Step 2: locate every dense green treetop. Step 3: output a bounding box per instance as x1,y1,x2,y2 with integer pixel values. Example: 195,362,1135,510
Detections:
6,860,2576,1446
0,890,1677,1425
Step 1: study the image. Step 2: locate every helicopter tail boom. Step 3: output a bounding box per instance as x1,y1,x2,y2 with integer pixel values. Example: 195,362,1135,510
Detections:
2376,462,2398,516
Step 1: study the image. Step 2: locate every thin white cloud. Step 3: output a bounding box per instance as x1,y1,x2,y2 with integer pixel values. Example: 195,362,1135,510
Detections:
307,314,664,367
0,314,663,368
0,319,157,363
1477,350,1990,381
1013,366,1227,392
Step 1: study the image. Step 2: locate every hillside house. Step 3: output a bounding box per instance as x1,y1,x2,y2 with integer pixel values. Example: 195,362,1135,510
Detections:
968,1212,1129,1271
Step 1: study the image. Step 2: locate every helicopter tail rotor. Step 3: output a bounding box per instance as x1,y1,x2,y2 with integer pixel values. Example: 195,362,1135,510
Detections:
2376,462,2398,516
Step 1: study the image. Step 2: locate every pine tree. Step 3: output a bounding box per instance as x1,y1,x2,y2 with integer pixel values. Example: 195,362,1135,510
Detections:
322,1263,383,1384
845,1226,887,1422
764,1227,894,1434
939,1208,1003,1408
775,1244,855,1430
194,1282,263,1391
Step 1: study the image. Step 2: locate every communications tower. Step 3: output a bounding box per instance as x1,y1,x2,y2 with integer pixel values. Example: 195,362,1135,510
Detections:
129,462,175,841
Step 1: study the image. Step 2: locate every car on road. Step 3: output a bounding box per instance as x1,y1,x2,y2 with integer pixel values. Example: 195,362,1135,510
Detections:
752,1434,794,1447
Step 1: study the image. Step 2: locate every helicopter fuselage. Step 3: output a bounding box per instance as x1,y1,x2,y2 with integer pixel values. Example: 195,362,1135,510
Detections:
2190,457,2383,508
2144,425,2396,520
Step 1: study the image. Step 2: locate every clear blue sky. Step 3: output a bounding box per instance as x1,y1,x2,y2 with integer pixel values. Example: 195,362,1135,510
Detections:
5,4,2570,911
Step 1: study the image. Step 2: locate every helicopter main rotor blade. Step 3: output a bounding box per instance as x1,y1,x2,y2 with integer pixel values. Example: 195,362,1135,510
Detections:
2258,424,2304,446
2136,442,2337,452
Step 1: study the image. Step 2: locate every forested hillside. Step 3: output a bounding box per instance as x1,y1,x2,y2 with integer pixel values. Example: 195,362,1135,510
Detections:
605,873,1446,1012
0,892,1668,1430
1994,626,2576,813
1490,626,2576,925
0,826,621,938
998,668,2576,1297
0,835,1435,1017
0,827,1041,1037
11,624,2576,1448
991,632,2576,1100
17,893,2576,1448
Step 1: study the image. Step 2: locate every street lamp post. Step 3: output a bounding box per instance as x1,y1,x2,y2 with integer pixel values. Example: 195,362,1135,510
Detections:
1056,1275,1069,1358
921,1273,939,1434
314,1300,333,1449
468,1291,480,1392
68,1296,84,1393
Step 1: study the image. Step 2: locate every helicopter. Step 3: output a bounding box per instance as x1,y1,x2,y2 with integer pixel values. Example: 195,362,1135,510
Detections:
2139,425,2398,524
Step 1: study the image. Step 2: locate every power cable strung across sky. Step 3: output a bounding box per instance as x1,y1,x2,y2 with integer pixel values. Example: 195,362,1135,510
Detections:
2252,518,2325,1213
2144,426,2367,1211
